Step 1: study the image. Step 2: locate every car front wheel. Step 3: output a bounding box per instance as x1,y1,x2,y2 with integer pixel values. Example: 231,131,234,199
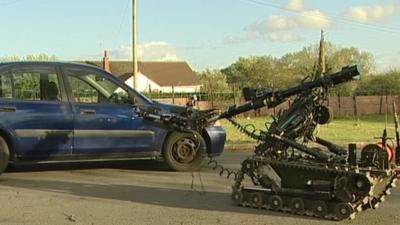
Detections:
0,136,10,175
163,131,206,171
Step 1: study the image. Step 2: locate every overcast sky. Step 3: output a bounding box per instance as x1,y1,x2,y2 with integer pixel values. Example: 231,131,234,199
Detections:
0,0,399,71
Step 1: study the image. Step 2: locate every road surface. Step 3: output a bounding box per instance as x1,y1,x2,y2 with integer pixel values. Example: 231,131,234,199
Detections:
0,151,398,225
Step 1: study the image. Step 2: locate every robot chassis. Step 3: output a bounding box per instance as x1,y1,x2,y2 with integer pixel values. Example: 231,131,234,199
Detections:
137,65,399,220
219,65,398,220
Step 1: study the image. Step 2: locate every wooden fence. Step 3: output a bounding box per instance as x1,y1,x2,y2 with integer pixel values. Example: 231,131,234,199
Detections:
155,95,400,117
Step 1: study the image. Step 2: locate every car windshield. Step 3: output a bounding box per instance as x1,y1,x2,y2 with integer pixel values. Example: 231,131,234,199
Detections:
102,74,153,104
65,66,153,105
82,75,125,98
135,90,153,103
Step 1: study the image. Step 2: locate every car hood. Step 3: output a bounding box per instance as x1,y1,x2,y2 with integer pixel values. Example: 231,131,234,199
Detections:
134,101,218,131
153,101,190,114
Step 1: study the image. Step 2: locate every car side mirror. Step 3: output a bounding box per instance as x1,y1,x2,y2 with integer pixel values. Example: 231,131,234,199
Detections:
129,96,136,105
95,76,106,82
186,94,198,107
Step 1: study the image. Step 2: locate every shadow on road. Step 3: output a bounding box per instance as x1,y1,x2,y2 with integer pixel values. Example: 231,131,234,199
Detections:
6,159,170,173
0,175,322,222
0,158,330,221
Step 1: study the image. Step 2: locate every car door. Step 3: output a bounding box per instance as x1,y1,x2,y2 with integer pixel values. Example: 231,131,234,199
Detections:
62,65,155,156
0,64,73,160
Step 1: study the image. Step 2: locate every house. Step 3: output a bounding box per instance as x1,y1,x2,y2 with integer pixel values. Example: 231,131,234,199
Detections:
90,51,201,93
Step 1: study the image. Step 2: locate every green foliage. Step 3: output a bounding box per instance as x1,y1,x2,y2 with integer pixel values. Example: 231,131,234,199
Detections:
0,54,57,62
325,44,375,75
198,69,230,93
281,45,317,77
12,73,40,100
221,42,376,95
222,55,297,90
24,54,57,61
0,54,58,100
355,69,400,95
325,44,375,96
0,54,58,101
0,55,20,62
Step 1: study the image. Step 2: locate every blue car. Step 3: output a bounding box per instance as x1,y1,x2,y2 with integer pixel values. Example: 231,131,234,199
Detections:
0,62,226,174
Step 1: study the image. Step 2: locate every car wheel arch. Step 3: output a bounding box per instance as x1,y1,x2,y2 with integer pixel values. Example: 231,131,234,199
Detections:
0,129,16,161
201,129,213,156
161,130,207,171
161,130,210,156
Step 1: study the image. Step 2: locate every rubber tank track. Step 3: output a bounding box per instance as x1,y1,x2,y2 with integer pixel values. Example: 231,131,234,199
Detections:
231,158,398,220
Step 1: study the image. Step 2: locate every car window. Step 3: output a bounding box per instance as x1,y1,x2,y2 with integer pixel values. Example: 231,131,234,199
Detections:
0,74,12,99
0,67,61,101
68,76,102,103
13,72,41,100
65,67,131,105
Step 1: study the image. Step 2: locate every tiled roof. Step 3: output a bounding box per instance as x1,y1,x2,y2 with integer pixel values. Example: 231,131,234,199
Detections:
90,61,200,87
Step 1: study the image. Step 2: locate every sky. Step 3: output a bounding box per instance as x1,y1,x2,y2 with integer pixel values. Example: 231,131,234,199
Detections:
0,0,399,72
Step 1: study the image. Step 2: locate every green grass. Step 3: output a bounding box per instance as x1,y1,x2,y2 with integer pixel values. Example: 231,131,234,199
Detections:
221,114,397,144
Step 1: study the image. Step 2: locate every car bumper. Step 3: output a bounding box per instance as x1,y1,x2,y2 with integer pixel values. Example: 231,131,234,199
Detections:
203,126,226,157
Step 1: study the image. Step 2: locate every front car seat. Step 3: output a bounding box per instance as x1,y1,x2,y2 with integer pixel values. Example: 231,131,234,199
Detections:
46,81,60,101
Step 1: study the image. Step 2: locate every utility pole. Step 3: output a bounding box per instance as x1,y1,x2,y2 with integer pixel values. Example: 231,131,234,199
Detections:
132,0,139,90
318,29,326,77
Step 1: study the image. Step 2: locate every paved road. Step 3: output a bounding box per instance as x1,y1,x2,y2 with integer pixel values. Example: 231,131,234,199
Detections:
0,151,398,225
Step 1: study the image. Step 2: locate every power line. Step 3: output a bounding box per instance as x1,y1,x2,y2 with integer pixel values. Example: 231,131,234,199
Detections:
113,0,131,42
132,0,139,90
239,0,400,35
245,0,399,31
244,0,400,34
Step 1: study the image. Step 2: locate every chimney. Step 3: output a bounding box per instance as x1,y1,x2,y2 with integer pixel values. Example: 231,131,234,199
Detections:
102,50,110,72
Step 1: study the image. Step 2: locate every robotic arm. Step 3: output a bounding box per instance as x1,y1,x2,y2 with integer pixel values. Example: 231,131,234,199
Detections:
218,65,360,120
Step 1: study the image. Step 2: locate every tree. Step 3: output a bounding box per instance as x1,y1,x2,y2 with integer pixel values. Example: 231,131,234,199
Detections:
221,42,375,96
0,54,58,99
355,69,400,95
222,55,292,90
0,55,20,62
198,69,230,93
0,54,57,62
222,57,256,87
324,44,375,96
24,54,57,61
281,45,317,78
325,44,375,75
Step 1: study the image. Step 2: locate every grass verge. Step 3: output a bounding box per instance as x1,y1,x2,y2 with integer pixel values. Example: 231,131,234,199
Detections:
221,114,397,145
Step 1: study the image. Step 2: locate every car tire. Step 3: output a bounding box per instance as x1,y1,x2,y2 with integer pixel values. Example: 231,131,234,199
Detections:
163,131,206,171
0,136,10,175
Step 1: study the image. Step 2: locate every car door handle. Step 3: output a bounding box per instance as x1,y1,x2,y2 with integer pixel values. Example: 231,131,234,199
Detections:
0,106,16,112
80,109,96,115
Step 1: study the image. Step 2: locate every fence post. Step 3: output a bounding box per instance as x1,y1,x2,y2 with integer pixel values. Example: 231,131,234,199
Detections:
386,91,388,113
172,85,175,104
397,95,400,114
232,85,236,105
338,94,341,117
353,95,358,117
211,92,214,108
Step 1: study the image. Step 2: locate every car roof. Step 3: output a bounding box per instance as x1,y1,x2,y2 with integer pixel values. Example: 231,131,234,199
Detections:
0,61,153,104
0,61,101,70
0,62,15,67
